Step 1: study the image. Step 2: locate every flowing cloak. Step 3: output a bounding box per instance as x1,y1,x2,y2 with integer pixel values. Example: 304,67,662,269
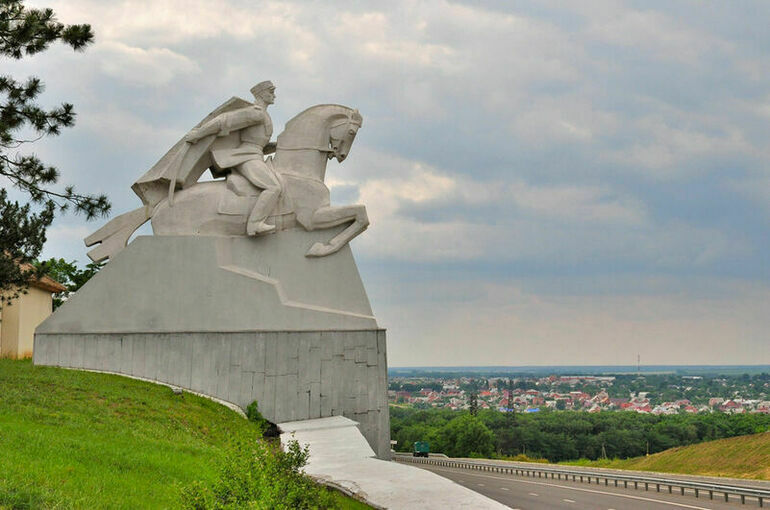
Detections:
131,96,252,209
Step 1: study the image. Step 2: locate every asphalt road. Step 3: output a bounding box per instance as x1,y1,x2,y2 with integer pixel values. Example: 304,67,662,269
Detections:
415,463,754,510
450,457,770,491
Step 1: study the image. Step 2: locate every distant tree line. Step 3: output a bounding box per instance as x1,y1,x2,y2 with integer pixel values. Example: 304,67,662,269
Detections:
388,381,444,393
390,408,770,462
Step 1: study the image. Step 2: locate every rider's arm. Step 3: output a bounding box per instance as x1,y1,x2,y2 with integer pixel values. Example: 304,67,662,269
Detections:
185,106,264,143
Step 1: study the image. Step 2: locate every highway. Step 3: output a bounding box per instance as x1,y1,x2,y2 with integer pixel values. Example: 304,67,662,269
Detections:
414,462,753,510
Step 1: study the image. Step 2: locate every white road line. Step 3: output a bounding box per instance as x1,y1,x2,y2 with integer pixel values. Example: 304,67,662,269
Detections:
500,487,510,491
563,499,576,503
529,492,539,496
478,483,485,487
427,467,717,510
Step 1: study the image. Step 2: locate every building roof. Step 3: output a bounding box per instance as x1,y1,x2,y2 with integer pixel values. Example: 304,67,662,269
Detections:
30,274,67,293
19,263,67,293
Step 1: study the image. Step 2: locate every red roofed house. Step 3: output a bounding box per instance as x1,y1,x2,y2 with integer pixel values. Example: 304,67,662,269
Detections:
720,400,742,413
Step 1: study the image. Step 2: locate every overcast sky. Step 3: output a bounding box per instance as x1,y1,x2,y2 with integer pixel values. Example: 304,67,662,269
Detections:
7,0,769,366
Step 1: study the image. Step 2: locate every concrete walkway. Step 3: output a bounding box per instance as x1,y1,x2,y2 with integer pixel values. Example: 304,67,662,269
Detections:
279,416,509,509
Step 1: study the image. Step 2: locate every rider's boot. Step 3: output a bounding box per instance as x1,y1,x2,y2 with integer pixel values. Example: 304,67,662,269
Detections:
247,220,276,236
246,187,280,236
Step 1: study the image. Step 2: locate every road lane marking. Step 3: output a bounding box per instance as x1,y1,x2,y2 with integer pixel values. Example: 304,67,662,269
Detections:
563,499,575,503
529,492,539,496
425,466,717,510
477,483,485,487
500,487,510,491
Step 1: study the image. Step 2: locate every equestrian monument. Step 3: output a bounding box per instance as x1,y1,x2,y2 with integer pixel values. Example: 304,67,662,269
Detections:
33,81,390,459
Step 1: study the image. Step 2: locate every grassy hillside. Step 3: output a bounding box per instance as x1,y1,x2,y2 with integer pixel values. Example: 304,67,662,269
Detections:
564,430,770,480
0,359,368,509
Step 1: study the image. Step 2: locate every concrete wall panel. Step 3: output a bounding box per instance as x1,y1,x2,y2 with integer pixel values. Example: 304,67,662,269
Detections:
262,373,277,419
251,371,265,412
144,336,158,382
60,335,74,368
70,336,85,370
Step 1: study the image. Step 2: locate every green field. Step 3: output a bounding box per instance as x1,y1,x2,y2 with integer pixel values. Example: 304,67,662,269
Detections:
563,430,770,480
0,359,369,509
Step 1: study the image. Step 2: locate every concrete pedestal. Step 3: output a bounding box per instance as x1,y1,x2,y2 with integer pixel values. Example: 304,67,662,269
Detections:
34,231,389,458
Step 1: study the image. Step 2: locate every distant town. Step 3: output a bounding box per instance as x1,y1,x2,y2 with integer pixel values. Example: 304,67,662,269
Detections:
389,372,770,415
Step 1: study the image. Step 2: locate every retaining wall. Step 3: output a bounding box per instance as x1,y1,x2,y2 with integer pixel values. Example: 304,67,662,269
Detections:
35,329,390,459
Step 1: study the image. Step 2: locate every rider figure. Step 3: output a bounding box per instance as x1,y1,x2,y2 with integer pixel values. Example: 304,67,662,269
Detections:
185,80,280,236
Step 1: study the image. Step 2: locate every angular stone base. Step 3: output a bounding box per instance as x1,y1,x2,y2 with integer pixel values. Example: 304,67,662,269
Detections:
33,232,389,459
34,329,390,459
37,232,377,334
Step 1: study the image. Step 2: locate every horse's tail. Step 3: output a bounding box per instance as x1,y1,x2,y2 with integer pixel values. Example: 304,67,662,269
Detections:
84,206,152,263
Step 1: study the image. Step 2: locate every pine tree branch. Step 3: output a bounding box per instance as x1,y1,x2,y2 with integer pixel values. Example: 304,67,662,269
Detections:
0,132,44,148
0,172,109,218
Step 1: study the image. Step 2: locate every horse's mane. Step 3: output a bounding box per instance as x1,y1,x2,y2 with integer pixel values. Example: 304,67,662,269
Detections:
278,104,360,149
282,104,356,130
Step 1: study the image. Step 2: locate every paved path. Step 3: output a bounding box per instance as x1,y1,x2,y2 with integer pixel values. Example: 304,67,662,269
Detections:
279,416,508,509
416,462,757,510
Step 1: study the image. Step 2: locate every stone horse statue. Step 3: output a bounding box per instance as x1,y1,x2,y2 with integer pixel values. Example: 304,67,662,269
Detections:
85,103,368,262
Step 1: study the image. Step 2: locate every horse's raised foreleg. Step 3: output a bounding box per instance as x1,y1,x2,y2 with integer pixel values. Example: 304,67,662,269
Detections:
305,204,369,257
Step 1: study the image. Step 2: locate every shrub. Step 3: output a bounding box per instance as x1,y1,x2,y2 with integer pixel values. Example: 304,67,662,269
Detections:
180,438,338,509
246,400,270,435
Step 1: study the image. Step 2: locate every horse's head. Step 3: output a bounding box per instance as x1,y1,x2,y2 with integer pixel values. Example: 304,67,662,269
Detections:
327,109,363,162
275,105,364,181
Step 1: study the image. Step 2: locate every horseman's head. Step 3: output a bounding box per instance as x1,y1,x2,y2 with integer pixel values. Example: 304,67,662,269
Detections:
251,80,276,106
328,109,363,162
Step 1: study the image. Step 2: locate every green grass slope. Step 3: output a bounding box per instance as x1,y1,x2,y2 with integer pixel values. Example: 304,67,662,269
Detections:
564,430,770,480
0,359,368,509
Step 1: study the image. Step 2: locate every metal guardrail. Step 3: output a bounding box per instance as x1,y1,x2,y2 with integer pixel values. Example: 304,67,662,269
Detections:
394,454,770,507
